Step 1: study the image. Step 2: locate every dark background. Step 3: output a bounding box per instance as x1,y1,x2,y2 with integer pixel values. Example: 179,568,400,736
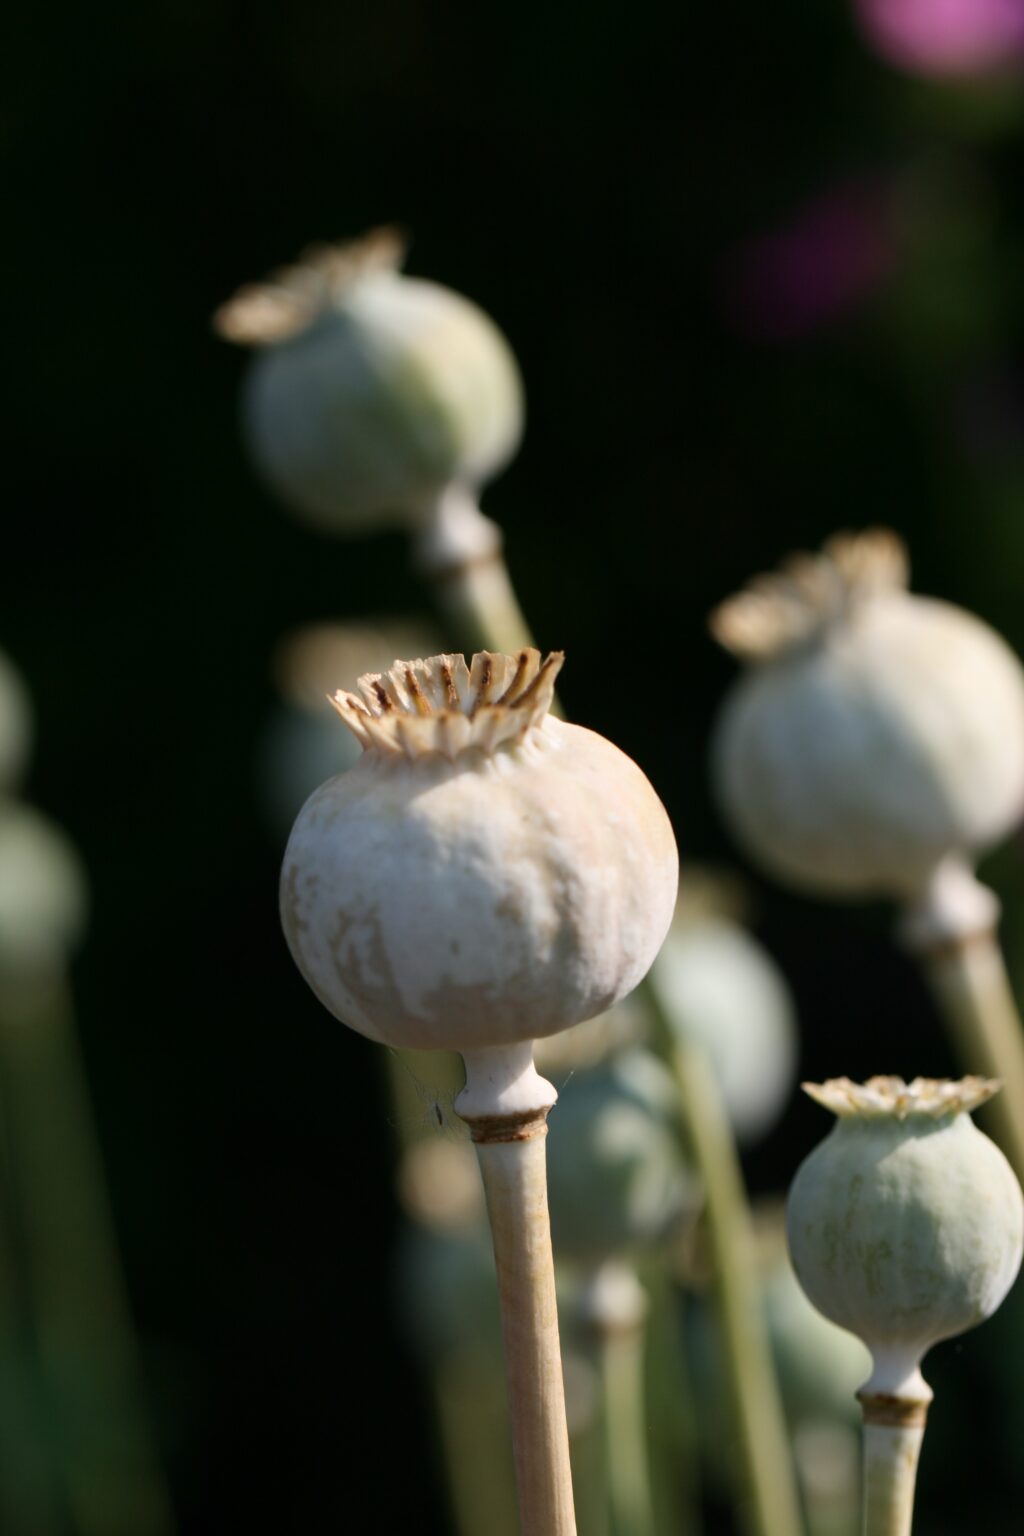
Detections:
6,0,1024,1528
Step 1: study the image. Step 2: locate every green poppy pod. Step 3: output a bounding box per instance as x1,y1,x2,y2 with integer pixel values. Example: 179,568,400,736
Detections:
787,1076,1023,1402
216,230,524,534
546,1050,692,1263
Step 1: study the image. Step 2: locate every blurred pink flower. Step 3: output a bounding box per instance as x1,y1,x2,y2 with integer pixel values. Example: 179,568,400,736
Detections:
854,0,1024,77
726,182,895,342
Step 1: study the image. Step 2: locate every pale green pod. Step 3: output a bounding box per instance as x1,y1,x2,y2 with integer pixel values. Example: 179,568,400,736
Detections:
710,529,1024,901
651,911,797,1144
786,1076,1023,1399
0,650,32,793
546,1049,692,1262
0,801,87,975
216,230,523,533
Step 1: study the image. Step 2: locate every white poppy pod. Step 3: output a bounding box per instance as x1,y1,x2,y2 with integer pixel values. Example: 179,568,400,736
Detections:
711,529,1024,900
786,1076,1023,1403
0,650,32,792
280,649,679,1054
651,911,797,1144
215,229,524,533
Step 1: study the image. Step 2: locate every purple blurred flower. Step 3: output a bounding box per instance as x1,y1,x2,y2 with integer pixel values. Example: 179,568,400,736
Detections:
726,182,895,342
854,0,1024,78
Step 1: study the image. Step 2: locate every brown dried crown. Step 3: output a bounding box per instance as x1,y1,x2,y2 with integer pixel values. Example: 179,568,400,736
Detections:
803,1074,1001,1120
213,226,407,347
331,648,564,761
710,528,909,662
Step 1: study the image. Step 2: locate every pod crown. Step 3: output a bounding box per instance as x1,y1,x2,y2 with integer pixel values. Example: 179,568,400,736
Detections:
711,527,909,662
803,1074,1001,1120
330,648,563,761
213,226,406,347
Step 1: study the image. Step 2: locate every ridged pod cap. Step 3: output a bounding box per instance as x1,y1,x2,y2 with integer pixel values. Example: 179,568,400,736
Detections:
280,649,679,1053
786,1076,1023,1400
710,529,1024,899
215,229,523,532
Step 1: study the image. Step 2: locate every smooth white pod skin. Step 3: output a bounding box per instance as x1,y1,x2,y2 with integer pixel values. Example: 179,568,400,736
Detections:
244,269,523,533
651,914,797,1143
0,801,87,973
281,715,678,1052
786,1106,1023,1397
0,651,32,792
713,578,1024,900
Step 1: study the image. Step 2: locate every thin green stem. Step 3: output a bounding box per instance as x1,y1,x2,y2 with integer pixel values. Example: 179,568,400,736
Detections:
416,488,538,660
647,990,802,1536
0,1041,62,1534
917,930,1024,1184
434,1348,519,1536
592,1288,655,1536
0,971,175,1536
643,1262,703,1536
581,1260,655,1536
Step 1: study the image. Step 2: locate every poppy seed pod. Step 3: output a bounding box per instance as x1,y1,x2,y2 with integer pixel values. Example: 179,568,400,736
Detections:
215,229,524,533
786,1076,1023,1405
280,649,679,1059
0,802,87,975
710,529,1024,903
651,910,797,1145
546,1049,691,1263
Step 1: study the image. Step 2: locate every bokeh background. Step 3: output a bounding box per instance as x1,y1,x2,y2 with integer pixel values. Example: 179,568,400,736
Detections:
7,0,1024,1528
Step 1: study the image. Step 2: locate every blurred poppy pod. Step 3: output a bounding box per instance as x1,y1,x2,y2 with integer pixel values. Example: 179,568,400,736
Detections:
546,1049,691,1263
710,528,1024,906
0,802,87,977
215,229,524,534
650,905,797,1145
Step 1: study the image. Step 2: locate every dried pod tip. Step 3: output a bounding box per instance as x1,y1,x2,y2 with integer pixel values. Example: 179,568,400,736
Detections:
802,1074,1001,1120
213,226,407,346
330,648,564,761
710,527,909,662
